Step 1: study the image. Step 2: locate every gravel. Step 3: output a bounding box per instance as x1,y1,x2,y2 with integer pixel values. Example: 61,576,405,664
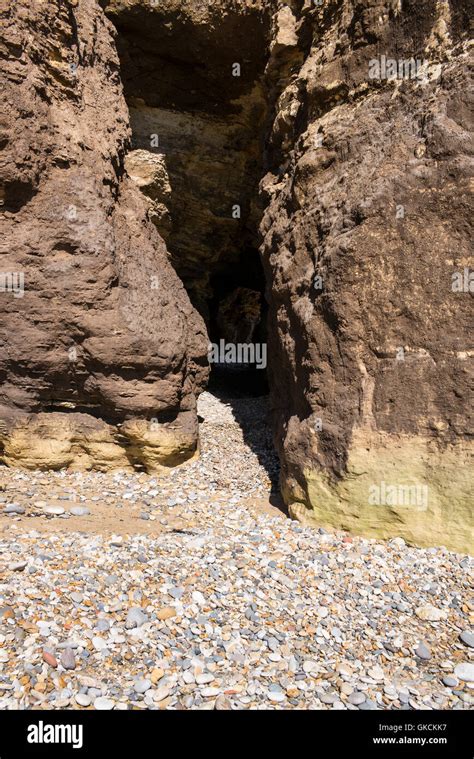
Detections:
0,391,471,710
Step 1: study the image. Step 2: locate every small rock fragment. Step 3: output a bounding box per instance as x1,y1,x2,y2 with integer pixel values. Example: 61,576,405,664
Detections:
125,607,147,629
415,605,448,622
60,647,76,670
42,650,58,668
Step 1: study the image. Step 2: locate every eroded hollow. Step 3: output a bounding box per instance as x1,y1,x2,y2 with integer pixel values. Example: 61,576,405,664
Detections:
106,1,272,394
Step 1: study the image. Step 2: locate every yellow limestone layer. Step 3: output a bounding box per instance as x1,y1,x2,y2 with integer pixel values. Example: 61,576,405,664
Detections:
287,429,473,555
1,414,197,473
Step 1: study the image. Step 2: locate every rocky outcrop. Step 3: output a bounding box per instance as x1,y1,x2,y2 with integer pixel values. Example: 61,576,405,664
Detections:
0,0,472,552
0,0,208,471
260,0,473,553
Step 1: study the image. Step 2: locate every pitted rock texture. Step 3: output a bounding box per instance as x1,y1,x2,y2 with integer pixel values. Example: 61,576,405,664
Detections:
259,0,473,553
0,0,208,471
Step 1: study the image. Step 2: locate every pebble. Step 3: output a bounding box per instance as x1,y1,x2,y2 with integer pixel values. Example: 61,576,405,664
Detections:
3,505,25,515
43,505,65,516
196,673,214,685
337,662,354,677
454,663,474,683
42,651,58,668
415,641,431,660
168,586,184,600
367,666,384,680
151,668,164,684
415,604,448,622
134,678,151,694
75,693,92,707
459,631,474,648
389,537,406,548
8,561,27,572
154,686,171,702
192,591,206,605
60,648,76,670
201,687,220,698
69,506,90,517
268,691,286,702
358,699,378,710
320,692,337,704
125,608,147,629
348,691,366,705
156,607,176,621
92,636,107,651
93,697,115,710
214,695,232,710
442,676,458,688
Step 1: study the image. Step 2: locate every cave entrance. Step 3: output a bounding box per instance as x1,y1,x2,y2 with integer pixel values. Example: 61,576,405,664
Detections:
105,0,272,400
207,245,269,398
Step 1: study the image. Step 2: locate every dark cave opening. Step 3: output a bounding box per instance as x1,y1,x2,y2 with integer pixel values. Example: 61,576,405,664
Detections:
105,1,272,399
207,246,269,397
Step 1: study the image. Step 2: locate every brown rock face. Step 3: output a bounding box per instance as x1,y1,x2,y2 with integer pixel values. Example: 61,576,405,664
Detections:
259,0,473,553
0,0,208,471
0,0,472,551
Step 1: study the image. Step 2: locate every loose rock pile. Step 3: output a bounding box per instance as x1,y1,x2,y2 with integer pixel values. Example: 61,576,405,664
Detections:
0,393,472,710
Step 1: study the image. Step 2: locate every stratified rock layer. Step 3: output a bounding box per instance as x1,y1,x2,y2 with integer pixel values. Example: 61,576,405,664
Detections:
0,0,208,471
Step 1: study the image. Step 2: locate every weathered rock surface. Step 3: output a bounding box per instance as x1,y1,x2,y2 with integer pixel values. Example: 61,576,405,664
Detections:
259,0,473,554
0,0,208,471
0,0,472,553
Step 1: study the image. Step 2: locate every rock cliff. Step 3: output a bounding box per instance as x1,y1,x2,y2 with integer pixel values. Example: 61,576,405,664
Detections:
0,0,209,471
0,0,472,551
259,0,473,553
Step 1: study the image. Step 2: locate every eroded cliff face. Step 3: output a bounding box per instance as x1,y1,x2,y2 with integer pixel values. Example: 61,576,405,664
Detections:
259,0,473,553
0,0,209,471
0,0,472,551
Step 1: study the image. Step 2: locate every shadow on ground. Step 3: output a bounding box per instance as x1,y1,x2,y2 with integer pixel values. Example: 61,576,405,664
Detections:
206,366,287,516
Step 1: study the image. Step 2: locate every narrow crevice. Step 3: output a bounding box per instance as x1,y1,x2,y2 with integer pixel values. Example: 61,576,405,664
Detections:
106,2,277,391
101,2,293,485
